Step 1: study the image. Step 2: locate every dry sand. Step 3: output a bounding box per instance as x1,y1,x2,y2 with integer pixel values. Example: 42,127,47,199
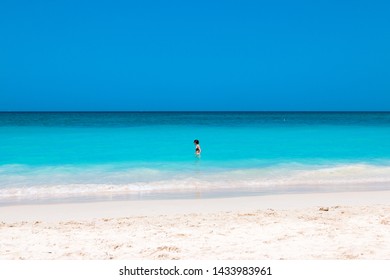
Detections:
1,191,390,260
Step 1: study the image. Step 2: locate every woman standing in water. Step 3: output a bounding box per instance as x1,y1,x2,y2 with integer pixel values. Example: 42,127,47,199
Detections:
194,139,201,156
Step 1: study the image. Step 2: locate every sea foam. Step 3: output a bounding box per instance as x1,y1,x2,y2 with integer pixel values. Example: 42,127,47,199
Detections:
1,163,390,203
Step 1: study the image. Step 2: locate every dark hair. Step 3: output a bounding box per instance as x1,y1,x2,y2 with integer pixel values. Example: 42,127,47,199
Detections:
194,139,199,144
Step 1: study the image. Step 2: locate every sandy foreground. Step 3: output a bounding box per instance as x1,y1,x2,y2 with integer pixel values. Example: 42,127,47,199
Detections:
0,191,390,260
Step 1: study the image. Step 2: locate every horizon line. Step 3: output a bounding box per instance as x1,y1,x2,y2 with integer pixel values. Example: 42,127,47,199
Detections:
0,110,390,113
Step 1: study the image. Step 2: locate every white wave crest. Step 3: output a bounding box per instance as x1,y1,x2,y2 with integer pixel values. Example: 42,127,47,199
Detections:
1,163,390,201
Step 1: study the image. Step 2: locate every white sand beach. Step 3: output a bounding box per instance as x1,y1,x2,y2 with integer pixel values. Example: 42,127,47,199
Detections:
1,191,390,260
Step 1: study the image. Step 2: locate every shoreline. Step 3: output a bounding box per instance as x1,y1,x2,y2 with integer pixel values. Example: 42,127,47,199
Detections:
1,190,390,222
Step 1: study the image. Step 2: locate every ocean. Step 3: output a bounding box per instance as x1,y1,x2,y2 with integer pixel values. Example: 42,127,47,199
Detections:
1,112,390,205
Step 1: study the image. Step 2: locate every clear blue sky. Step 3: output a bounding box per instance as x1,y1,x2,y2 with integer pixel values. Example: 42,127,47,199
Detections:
1,0,389,111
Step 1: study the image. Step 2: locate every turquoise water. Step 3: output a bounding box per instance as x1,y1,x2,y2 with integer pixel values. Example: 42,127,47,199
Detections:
1,112,390,204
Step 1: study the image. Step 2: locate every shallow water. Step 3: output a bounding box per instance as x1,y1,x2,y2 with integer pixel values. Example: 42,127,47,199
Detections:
1,112,390,204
